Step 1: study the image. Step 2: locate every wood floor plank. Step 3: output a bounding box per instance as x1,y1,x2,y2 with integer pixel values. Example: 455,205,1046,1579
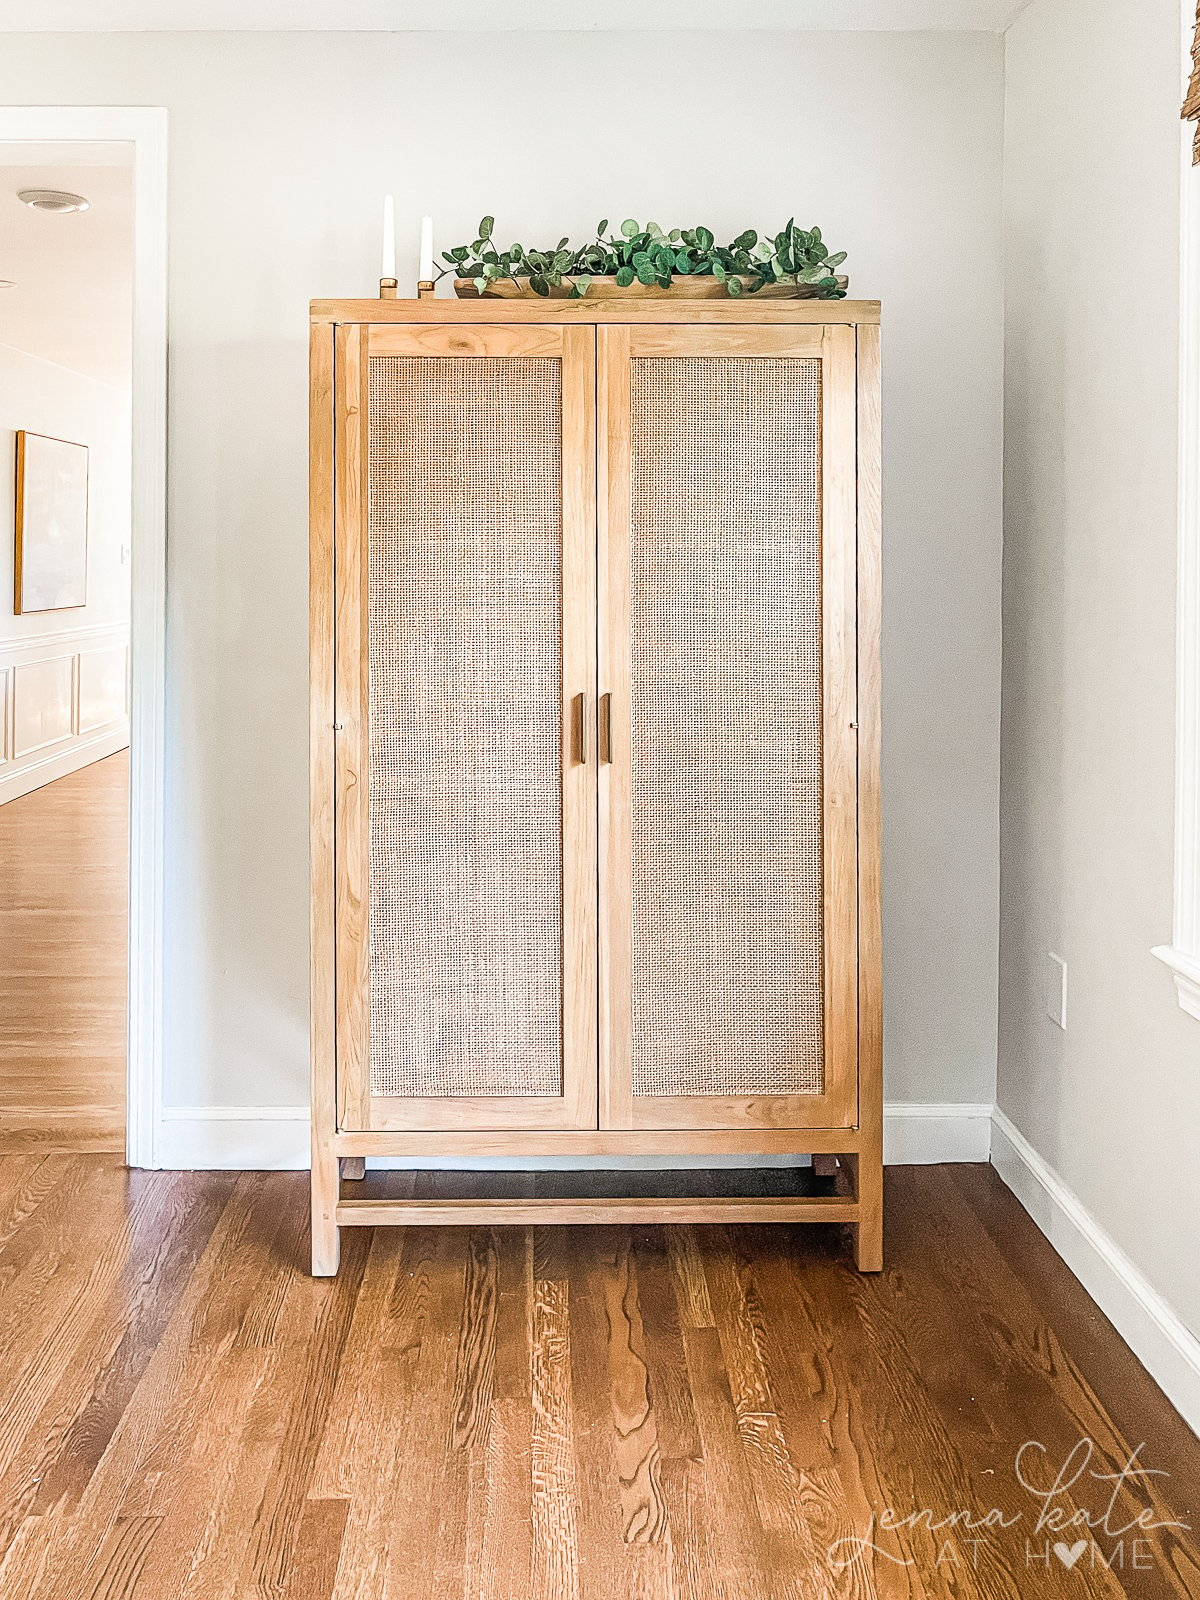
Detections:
680,1324,791,1599
563,1227,671,1598
464,1227,534,1600
231,1190,369,1600
313,1230,431,1599
630,1226,702,1466
531,1274,581,1600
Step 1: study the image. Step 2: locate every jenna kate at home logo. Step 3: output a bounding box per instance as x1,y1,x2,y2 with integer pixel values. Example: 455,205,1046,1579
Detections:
828,1438,1191,1575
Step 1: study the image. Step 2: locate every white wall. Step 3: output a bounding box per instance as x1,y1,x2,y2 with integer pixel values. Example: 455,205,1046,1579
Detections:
1001,0,1200,1333
0,342,130,800
0,30,1005,1118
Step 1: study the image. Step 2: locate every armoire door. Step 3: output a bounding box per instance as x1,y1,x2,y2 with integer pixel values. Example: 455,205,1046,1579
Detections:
333,322,597,1132
597,323,859,1131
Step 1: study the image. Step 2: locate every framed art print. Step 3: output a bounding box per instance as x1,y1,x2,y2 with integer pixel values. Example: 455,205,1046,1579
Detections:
15,430,89,614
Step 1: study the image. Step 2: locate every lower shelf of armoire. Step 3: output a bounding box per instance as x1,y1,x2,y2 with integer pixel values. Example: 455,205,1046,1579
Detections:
331,1152,871,1230
335,1194,860,1228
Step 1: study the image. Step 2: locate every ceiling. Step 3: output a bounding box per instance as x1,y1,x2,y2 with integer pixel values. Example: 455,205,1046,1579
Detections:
0,0,1033,30
0,147,133,389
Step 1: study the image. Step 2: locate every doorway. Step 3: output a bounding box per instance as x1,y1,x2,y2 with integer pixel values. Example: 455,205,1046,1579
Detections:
0,108,166,1166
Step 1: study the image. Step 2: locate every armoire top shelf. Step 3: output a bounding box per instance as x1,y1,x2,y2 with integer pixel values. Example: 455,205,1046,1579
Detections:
310,297,882,325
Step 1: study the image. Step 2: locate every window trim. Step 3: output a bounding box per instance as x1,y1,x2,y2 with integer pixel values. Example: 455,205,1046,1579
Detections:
1153,64,1200,1022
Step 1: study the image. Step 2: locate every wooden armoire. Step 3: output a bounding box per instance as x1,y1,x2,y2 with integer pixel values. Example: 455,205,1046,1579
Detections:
309,296,882,1275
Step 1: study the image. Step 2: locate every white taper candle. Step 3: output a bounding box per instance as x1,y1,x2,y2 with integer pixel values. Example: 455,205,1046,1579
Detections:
419,215,434,283
382,195,396,279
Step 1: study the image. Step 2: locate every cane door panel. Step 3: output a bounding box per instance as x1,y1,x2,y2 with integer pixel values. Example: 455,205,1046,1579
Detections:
598,323,858,1131
333,323,597,1131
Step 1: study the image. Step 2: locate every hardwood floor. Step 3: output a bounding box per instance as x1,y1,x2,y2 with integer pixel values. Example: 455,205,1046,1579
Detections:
0,1158,1194,1598
0,753,127,1152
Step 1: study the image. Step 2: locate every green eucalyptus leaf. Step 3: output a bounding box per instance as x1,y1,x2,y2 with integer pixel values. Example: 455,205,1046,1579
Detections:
434,217,846,297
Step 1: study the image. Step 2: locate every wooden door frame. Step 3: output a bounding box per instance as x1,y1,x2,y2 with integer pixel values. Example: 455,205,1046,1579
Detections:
324,320,598,1139
597,322,859,1131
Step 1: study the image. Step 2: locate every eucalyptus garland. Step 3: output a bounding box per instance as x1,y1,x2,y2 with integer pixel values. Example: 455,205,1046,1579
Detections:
437,216,848,299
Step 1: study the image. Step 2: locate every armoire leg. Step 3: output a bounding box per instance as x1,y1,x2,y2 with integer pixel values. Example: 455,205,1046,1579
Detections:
341,1157,366,1181
311,1141,341,1277
851,1152,884,1273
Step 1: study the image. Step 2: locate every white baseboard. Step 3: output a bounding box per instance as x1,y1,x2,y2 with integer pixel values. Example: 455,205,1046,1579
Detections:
991,1108,1200,1438
883,1101,993,1164
154,1100,993,1172
157,1104,309,1169
0,725,129,806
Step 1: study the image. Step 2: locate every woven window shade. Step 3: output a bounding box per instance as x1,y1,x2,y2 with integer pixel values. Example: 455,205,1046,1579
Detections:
1186,4,1200,163
366,356,565,1099
628,356,826,1100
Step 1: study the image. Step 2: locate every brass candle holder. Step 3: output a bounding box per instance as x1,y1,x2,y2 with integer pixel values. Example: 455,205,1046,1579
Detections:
417,279,435,300
379,276,398,299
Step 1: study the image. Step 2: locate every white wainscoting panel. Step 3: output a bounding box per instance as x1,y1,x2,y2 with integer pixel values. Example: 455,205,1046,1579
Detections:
79,644,129,733
13,654,74,758
0,624,130,805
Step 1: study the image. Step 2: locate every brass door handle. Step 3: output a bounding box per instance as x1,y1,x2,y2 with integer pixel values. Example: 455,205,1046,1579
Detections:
599,692,612,765
573,692,587,765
